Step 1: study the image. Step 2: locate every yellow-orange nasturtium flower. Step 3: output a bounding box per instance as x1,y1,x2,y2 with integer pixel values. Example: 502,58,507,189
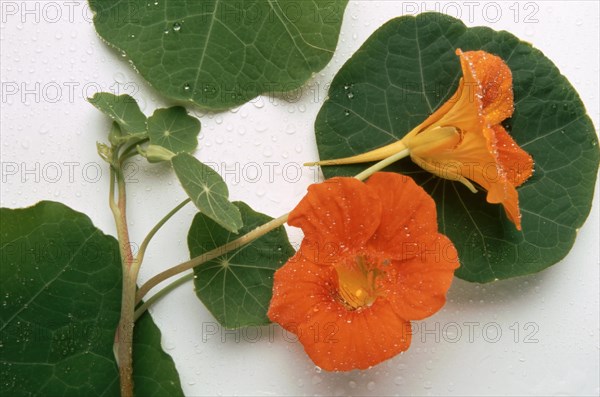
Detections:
313,49,534,230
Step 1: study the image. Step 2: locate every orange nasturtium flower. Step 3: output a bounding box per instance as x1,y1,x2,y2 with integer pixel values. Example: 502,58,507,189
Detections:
314,50,534,230
267,173,459,371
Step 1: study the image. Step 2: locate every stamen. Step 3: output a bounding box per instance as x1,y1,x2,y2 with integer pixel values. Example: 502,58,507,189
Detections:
335,254,387,310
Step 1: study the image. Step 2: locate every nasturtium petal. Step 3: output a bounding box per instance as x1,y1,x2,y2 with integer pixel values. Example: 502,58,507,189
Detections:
365,172,439,260
188,202,294,328
147,106,200,154
172,153,243,233
314,13,599,282
0,201,183,396
288,177,382,251
89,0,348,110
88,92,147,136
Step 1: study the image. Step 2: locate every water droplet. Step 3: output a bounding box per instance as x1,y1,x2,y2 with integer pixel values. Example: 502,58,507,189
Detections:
164,341,175,350
183,83,191,92
344,109,350,116
285,124,296,135
394,376,404,385
114,72,126,84
367,381,375,390
253,98,265,109
425,360,434,370
173,22,182,32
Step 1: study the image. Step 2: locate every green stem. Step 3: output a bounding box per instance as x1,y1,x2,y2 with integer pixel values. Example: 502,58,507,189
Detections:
109,165,117,213
110,164,136,397
134,273,194,321
137,198,191,267
135,213,289,304
119,138,148,164
354,148,411,181
134,146,412,308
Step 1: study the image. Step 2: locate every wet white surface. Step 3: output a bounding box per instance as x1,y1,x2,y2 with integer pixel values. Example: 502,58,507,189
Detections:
1,1,599,395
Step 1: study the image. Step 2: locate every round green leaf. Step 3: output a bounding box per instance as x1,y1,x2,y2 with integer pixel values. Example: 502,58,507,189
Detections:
148,106,200,154
188,202,295,328
0,201,183,396
90,0,348,110
314,13,599,282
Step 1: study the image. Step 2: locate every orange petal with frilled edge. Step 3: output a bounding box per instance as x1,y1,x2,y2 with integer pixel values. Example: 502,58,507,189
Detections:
384,235,459,320
364,172,439,260
483,176,523,230
464,155,523,229
299,298,412,371
287,177,382,251
267,248,338,332
268,244,413,371
493,124,534,187
457,49,514,125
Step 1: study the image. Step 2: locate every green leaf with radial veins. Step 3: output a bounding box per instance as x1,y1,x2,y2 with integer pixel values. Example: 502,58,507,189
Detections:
148,106,200,154
172,153,242,233
188,202,295,328
314,13,599,283
0,201,183,396
89,0,349,110
88,92,147,136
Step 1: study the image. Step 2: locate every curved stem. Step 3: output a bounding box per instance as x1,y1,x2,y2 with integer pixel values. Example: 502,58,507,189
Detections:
135,213,289,304
119,138,148,164
136,198,191,266
354,148,411,181
134,273,194,321
135,146,411,311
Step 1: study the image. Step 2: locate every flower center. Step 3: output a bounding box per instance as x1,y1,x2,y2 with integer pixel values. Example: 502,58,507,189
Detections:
335,254,386,310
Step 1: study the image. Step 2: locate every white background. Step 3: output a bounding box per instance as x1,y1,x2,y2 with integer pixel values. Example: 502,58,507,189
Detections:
1,1,599,396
